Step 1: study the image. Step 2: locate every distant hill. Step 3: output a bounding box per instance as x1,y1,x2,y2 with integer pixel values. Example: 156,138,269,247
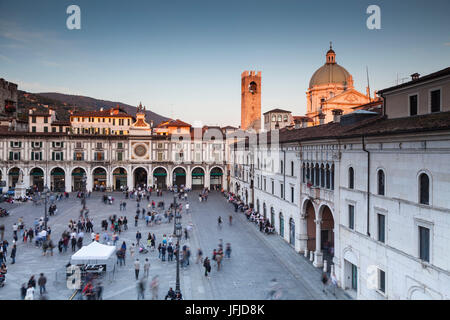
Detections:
19,91,169,125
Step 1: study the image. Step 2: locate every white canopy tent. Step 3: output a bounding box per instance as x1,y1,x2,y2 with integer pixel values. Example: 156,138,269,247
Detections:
71,241,116,263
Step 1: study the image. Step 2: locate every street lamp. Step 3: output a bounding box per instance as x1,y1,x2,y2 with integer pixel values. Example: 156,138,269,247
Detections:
173,193,183,296
43,184,49,229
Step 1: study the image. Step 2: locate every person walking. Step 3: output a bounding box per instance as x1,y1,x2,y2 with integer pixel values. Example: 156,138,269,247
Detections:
137,278,145,300
130,243,136,258
144,258,150,277
134,259,140,280
203,257,211,278
150,276,159,300
196,248,203,264
167,244,173,261
38,273,47,295
161,245,166,262
331,272,338,296
321,272,329,294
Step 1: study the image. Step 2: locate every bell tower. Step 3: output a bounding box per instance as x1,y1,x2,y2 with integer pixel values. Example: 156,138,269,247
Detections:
241,70,261,132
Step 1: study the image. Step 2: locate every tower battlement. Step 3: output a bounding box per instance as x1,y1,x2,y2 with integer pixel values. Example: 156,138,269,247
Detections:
241,70,262,78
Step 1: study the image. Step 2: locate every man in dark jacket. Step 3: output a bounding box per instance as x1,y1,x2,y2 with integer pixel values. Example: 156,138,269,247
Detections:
165,287,176,300
38,273,47,295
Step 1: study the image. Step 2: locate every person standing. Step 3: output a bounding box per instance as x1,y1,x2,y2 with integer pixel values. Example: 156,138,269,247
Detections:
185,202,190,214
161,245,166,262
203,257,211,278
10,244,16,264
136,231,142,246
137,278,145,300
38,273,47,295
321,272,329,294
167,244,173,261
225,243,231,259
144,258,150,277
130,243,135,258
196,248,203,264
134,259,140,280
25,284,35,300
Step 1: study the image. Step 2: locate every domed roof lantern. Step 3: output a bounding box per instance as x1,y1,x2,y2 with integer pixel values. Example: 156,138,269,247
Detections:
326,42,336,64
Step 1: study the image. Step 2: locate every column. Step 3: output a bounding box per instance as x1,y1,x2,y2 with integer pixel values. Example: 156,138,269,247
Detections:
148,165,152,187
186,165,192,189
204,166,210,188
65,167,71,193
126,166,133,190
86,172,93,192
298,215,308,254
313,219,323,268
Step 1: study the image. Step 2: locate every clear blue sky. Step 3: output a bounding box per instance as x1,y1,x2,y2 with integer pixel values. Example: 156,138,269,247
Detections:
0,0,449,126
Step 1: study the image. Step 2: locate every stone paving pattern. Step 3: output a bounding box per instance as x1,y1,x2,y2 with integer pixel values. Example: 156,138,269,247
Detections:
0,191,350,300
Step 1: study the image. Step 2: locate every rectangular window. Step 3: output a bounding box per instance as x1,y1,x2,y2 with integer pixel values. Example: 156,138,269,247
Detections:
32,126,36,132
291,186,294,203
94,152,104,161
349,205,355,230
44,117,48,123
118,142,123,149
430,89,441,113
117,152,123,161
264,178,266,191
280,183,284,199
271,181,274,195
74,152,83,161
52,127,56,133
409,94,418,116
157,152,163,161
378,270,386,293
377,214,386,243
97,143,103,149
32,116,36,123
419,226,430,262
291,161,294,176
44,127,48,133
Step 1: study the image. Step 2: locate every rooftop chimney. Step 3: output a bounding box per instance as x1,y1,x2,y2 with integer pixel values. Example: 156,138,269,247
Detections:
318,113,326,125
411,73,420,81
332,109,343,123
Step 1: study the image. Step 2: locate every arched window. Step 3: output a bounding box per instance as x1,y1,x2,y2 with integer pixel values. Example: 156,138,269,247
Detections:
279,213,284,237
331,164,335,190
326,164,330,189
289,218,295,246
278,115,282,122
348,167,354,189
270,207,275,225
272,115,276,122
302,164,306,183
419,173,430,205
315,164,320,186
320,164,325,188
377,170,385,196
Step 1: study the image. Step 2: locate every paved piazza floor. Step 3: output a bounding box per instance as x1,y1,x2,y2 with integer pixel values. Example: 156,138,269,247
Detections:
0,191,350,300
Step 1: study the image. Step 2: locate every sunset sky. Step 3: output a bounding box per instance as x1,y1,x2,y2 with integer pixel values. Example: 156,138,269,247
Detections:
1,0,449,126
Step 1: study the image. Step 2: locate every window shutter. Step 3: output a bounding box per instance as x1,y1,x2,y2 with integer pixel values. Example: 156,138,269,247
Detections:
9,152,13,160
61,142,64,148
52,142,55,148
19,142,22,148
60,152,63,161
10,141,13,147
31,152,34,160
52,152,55,161
40,152,42,160
18,153,20,161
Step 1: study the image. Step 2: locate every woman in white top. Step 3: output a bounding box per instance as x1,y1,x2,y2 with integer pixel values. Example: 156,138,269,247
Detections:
25,285,35,300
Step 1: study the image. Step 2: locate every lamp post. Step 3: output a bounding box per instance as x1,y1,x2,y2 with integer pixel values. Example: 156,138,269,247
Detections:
43,184,49,229
81,173,87,209
173,194,182,296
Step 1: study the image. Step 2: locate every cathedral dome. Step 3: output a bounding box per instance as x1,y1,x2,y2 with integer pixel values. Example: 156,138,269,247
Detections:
309,44,352,88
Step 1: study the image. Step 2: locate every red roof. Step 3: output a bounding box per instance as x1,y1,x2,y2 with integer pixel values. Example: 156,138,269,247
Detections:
157,119,191,128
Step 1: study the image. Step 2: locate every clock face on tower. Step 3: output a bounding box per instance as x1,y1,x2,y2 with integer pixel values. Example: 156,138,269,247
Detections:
134,144,147,157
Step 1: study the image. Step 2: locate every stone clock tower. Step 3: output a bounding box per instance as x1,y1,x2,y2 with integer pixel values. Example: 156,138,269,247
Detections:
241,70,261,132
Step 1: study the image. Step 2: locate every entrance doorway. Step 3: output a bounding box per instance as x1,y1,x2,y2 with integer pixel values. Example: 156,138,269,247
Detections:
93,167,107,191
8,167,21,189
30,168,44,191
51,168,65,192
113,167,127,191
134,167,147,189
153,167,167,189
210,167,223,190
192,167,205,189
72,167,86,192
289,218,295,246
173,167,186,188
305,200,316,252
